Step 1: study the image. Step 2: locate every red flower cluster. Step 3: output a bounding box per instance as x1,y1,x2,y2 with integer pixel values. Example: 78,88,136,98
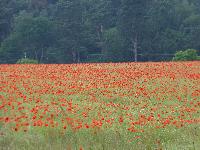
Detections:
0,62,199,133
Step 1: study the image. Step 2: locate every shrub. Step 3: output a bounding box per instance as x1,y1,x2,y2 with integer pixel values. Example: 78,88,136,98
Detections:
16,58,39,64
173,49,199,61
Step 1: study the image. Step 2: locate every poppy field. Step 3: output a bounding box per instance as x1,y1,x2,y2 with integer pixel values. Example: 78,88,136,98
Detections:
0,62,200,150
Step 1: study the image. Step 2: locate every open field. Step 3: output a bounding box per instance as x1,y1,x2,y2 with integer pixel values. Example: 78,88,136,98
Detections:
0,62,200,150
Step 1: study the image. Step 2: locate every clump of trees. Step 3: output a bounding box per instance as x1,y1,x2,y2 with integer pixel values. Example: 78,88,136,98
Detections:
173,49,200,61
0,0,200,64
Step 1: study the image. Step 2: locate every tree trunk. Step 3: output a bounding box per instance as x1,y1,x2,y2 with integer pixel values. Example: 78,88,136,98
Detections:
77,51,80,63
35,50,38,61
40,48,44,63
72,51,76,63
133,34,138,62
97,25,101,41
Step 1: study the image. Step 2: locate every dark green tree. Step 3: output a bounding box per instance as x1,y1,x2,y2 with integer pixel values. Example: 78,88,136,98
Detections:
1,12,55,63
1,0,200,63
0,0,28,44
51,0,93,63
118,0,150,62
103,27,124,62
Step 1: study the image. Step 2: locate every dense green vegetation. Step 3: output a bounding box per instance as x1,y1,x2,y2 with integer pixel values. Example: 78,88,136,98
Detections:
0,0,200,63
16,58,39,64
173,49,200,61
1,62,200,149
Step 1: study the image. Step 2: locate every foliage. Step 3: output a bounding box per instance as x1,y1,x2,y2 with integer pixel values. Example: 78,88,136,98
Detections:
118,0,150,62
1,0,200,63
1,11,56,63
173,49,199,61
16,58,39,64
103,27,125,62
0,0,28,43
0,34,23,64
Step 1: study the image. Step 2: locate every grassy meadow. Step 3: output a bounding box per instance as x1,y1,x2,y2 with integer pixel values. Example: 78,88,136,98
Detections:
0,62,200,150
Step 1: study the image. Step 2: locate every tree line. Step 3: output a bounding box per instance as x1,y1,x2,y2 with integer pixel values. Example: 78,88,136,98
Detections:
0,0,200,64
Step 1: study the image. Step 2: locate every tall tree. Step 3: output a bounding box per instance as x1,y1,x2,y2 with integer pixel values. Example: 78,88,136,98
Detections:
1,0,200,63
0,0,28,44
81,0,116,54
52,0,86,63
1,12,55,63
118,0,150,62
103,27,124,62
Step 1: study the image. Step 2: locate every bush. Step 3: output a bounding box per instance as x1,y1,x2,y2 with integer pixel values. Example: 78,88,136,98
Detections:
16,58,39,64
173,49,199,61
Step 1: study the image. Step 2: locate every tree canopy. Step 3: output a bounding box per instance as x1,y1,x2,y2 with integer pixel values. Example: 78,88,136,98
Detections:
0,0,200,63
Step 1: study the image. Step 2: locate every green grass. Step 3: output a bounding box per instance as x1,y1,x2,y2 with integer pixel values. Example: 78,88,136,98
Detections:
0,122,200,150
0,63,200,150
